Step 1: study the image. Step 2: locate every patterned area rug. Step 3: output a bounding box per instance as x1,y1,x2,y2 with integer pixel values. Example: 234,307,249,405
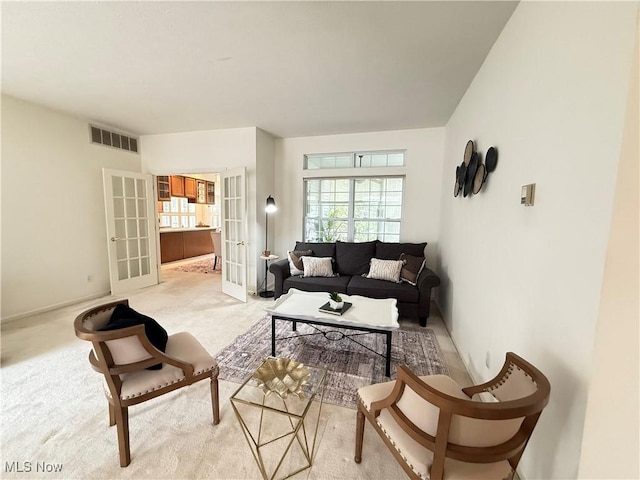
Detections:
215,317,449,409
166,258,219,274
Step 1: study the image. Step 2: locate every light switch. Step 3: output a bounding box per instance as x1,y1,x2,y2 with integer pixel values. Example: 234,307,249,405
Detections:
521,183,536,206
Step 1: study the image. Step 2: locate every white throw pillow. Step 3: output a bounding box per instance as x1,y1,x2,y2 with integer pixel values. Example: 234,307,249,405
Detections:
366,258,403,283
302,257,335,278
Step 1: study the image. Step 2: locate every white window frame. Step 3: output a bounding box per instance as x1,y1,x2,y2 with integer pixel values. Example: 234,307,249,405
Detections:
303,175,405,242
304,150,406,170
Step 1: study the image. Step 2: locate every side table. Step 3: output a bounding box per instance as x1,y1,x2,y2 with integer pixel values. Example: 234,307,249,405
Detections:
259,254,278,298
230,357,326,480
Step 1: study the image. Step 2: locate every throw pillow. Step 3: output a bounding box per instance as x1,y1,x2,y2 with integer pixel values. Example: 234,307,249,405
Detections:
399,253,426,286
366,258,403,283
302,256,335,278
100,304,168,370
287,249,313,275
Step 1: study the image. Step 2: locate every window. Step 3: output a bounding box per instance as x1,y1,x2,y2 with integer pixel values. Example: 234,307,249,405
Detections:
304,150,405,170
304,177,404,242
159,197,196,228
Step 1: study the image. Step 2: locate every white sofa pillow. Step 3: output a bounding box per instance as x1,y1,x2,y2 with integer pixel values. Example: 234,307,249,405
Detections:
366,258,403,283
302,257,335,277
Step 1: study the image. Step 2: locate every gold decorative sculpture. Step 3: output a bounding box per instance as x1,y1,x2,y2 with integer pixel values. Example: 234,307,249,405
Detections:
252,357,310,399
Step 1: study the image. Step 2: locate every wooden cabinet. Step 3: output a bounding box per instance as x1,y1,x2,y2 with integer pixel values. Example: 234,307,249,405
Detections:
157,176,170,201
196,180,207,204
206,181,215,204
160,231,184,263
184,177,197,200
170,175,185,197
183,230,214,258
160,230,215,263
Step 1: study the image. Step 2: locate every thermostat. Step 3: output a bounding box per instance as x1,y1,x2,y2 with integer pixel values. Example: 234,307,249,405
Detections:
521,184,535,206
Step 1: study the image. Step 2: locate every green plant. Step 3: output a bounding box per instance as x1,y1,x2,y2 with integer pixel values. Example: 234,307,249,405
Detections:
329,292,343,302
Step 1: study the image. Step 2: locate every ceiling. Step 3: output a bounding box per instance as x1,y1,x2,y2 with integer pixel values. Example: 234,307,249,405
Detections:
1,1,517,139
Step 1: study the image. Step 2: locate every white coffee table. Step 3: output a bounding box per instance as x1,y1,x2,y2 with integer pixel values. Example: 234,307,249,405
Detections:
265,289,400,376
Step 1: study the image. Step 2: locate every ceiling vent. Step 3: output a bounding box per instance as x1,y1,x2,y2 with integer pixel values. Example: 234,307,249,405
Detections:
90,125,138,153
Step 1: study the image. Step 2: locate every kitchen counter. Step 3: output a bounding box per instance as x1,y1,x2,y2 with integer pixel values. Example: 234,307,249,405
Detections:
160,228,217,263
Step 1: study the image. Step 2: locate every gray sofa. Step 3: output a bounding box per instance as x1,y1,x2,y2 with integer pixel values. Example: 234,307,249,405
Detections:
269,241,440,326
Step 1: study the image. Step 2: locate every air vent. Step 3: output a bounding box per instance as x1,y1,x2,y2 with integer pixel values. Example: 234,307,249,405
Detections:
89,125,139,153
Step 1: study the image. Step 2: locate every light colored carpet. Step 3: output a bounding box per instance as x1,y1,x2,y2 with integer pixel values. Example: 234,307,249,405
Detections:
0,265,471,479
216,317,448,409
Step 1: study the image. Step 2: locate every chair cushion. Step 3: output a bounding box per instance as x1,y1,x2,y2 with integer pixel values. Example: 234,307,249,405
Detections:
100,304,168,370
359,374,525,449
116,332,218,400
347,275,419,303
376,408,514,480
335,241,377,276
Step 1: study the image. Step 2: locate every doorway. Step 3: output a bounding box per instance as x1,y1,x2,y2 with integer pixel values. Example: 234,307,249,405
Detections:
157,172,222,290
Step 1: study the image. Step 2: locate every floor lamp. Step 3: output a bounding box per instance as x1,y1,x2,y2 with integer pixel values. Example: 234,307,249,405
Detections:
259,195,277,298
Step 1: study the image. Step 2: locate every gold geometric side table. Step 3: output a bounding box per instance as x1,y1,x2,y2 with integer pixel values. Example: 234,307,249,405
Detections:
230,357,327,480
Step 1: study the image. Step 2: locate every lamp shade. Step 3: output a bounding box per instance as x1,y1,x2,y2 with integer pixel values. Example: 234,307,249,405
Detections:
265,195,277,213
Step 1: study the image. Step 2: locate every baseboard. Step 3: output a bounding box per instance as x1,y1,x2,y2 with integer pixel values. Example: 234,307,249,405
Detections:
0,290,111,324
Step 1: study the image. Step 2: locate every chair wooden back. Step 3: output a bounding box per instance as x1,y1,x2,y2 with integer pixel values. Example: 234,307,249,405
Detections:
73,299,194,406
369,352,550,479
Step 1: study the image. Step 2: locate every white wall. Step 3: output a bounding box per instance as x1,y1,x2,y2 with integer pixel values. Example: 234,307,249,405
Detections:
255,129,276,291
1,95,142,320
578,18,639,478
140,127,261,292
437,3,638,479
273,128,444,265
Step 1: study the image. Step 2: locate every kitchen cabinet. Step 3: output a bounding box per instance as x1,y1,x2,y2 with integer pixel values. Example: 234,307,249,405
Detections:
170,176,185,197
184,177,197,200
197,180,207,204
160,231,184,263
206,181,215,204
157,176,170,201
160,229,215,263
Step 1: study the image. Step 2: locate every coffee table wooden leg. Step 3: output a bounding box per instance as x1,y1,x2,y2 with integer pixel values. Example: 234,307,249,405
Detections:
385,332,392,377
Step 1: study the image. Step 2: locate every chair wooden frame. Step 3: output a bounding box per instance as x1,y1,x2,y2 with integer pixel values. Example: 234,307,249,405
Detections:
355,352,550,480
74,299,220,467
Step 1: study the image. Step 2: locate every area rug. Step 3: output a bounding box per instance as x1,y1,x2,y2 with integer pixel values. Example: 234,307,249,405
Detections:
166,258,219,274
215,317,449,409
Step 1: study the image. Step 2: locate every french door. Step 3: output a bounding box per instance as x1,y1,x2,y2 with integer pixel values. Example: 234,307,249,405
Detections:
102,169,159,295
221,167,248,302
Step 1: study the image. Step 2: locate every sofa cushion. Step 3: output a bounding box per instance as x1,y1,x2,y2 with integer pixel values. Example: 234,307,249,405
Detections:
375,242,427,260
366,258,403,283
284,275,350,295
302,257,335,277
347,275,419,303
335,240,377,276
287,250,313,275
399,253,426,286
294,242,336,258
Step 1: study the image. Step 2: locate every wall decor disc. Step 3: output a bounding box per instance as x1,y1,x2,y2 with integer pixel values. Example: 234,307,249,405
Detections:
472,163,487,194
458,161,467,191
463,140,474,166
454,166,461,197
485,146,498,172
464,152,478,197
